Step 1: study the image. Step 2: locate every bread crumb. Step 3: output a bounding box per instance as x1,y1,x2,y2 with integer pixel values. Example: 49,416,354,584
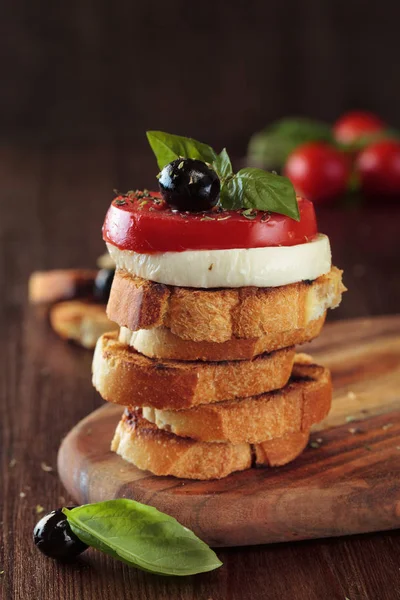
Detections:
9,458,17,468
382,423,393,431
35,505,45,514
347,392,356,400
41,462,53,473
348,427,363,435
19,492,26,498
345,415,357,423
309,441,320,449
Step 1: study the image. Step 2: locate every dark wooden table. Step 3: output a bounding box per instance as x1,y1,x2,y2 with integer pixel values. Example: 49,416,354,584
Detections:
1,143,399,600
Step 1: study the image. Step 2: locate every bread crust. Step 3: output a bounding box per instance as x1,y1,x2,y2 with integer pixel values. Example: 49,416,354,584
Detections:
50,301,118,349
29,269,98,304
92,332,296,409
142,362,332,443
119,314,326,362
107,267,345,343
111,410,310,480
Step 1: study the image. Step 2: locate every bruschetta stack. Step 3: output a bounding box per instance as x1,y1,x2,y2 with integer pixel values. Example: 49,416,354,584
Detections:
92,134,345,479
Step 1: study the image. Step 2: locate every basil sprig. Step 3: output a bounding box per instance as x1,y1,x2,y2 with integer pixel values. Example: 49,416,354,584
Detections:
63,500,222,576
147,130,299,220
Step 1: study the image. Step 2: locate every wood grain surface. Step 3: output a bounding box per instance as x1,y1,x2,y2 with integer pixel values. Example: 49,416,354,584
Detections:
57,316,400,547
1,143,400,599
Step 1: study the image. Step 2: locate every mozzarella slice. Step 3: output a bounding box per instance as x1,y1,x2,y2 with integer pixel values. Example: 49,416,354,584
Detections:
106,234,331,288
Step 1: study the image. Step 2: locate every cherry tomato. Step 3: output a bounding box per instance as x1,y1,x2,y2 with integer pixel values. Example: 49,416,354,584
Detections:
356,139,400,196
103,192,318,253
333,111,385,145
284,142,350,203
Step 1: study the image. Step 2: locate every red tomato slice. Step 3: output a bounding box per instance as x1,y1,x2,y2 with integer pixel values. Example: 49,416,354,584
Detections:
103,192,318,253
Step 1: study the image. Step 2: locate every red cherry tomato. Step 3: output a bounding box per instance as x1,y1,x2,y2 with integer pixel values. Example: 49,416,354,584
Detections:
333,111,385,144
103,192,318,253
284,142,350,203
356,139,400,196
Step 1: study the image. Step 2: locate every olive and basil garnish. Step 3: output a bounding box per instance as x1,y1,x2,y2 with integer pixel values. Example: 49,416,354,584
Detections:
33,500,221,574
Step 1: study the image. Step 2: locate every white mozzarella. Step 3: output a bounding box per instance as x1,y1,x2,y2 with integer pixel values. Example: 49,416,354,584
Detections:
106,234,331,288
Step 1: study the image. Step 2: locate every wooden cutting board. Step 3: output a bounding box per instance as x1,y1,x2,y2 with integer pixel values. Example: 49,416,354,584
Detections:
58,316,400,547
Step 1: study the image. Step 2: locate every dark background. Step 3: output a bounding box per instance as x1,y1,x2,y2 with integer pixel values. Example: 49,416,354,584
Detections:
2,0,400,154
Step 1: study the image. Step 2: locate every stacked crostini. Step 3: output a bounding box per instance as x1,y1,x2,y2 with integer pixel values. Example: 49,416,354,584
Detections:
92,132,345,480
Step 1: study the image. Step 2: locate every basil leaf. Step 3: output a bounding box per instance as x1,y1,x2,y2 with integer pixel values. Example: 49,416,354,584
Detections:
247,117,333,169
222,168,299,220
63,500,222,576
147,131,217,171
213,148,233,179
219,176,245,210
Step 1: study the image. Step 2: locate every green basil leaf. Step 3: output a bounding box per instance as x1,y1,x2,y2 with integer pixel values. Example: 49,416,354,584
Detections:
247,117,333,169
219,176,245,210
213,148,233,179
147,131,217,170
221,168,299,220
63,500,222,576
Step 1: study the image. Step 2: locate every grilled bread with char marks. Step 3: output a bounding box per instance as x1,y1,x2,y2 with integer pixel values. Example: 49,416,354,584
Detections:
141,359,331,443
93,331,296,410
112,409,310,480
107,267,345,343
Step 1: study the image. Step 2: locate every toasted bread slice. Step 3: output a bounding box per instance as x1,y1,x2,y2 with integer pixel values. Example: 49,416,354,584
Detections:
141,360,331,443
29,269,98,304
92,331,295,409
50,301,118,349
112,410,310,480
107,267,345,343
119,314,326,362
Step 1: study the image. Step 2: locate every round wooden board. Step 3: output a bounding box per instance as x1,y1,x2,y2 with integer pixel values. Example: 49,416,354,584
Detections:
58,316,400,547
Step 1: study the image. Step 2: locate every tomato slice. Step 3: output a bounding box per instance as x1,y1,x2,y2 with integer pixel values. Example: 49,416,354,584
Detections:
103,192,318,253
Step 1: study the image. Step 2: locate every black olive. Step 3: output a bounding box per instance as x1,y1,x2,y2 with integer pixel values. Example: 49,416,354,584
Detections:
93,268,115,302
158,158,220,212
33,507,88,560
